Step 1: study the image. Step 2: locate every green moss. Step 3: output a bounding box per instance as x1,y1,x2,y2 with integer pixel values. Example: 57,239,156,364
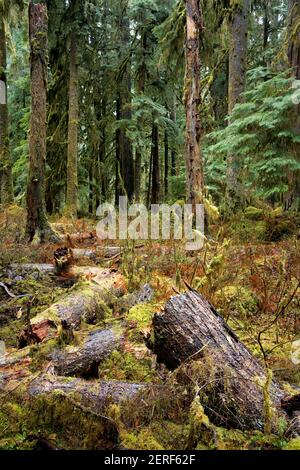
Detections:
244,206,264,220
284,438,300,450
121,429,164,450
0,319,24,347
124,303,156,342
99,350,155,382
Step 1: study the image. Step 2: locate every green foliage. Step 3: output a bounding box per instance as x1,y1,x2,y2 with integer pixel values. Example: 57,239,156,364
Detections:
205,67,300,206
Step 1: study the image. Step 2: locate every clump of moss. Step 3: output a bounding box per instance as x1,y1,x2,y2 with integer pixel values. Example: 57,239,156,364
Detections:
187,396,216,450
148,421,190,450
121,429,164,450
244,206,264,220
99,350,156,382
125,303,157,342
284,438,300,450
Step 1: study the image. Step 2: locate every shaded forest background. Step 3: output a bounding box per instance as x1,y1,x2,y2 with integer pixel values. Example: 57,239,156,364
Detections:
0,0,299,225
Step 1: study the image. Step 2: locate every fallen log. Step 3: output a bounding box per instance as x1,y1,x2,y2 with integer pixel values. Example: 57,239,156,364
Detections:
19,268,126,345
0,372,147,450
51,327,124,377
27,374,146,413
152,290,288,432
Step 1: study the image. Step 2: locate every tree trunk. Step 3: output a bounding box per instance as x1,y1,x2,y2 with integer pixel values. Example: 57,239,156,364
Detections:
65,30,79,218
226,0,250,211
170,104,177,177
134,24,147,203
286,0,300,210
115,9,134,203
0,17,13,205
26,3,58,243
184,0,204,214
152,290,288,432
150,122,160,205
164,130,169,199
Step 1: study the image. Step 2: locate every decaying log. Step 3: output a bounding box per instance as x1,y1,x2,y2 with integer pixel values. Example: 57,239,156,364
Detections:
152,290,287,432
51,327,124,377
27,374,146,413
0,372,147,450
19,268,126,345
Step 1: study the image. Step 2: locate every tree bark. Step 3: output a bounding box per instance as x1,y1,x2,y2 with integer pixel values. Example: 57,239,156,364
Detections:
164,130,169,199
51,328,124,377
25,3,58,243
134,22,147,202
0,17,13,205
65,29,79,218
115,6,134,203
152,290,288,432
226,0,250,211
286,0,300,210
150,121,160,205
184,0,204,214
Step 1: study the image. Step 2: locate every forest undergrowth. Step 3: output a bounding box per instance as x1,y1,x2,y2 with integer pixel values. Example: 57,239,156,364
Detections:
0,204,299,450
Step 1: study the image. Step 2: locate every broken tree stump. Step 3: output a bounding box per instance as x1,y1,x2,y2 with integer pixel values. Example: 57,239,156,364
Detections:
152,290,287,432
51,327,124,377
19,268,126,345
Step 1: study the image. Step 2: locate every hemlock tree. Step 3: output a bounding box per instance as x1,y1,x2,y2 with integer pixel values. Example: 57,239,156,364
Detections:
226,0,250,211
25,2,58,242
65,0,80,218
184,0,204,213
0,0,21,204
115,0,134,203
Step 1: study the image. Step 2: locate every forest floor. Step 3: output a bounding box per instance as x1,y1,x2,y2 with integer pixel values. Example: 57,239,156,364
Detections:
0,204,300,450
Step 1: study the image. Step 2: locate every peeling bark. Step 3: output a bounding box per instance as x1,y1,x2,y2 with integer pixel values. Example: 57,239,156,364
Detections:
184,0,204,214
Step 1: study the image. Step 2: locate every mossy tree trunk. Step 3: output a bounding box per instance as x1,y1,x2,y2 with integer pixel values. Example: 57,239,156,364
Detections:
164,129,169,199
26,3,58,243
115,6,134,204
134,21,147,203
65,29,79,218
286,0,300,210
0,17,14,205
184,0,204,215
150,121,160,205
171,105,177,177
226,0,250,212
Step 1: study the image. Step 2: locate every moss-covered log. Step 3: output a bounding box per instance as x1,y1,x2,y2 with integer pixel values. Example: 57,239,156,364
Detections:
51,327,124,377
19,268,126,345
152,290,287,432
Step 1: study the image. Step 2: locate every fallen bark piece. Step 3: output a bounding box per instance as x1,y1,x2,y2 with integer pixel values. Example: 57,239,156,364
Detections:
19,269,126,345
152,290,286,432
51,327,124,377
